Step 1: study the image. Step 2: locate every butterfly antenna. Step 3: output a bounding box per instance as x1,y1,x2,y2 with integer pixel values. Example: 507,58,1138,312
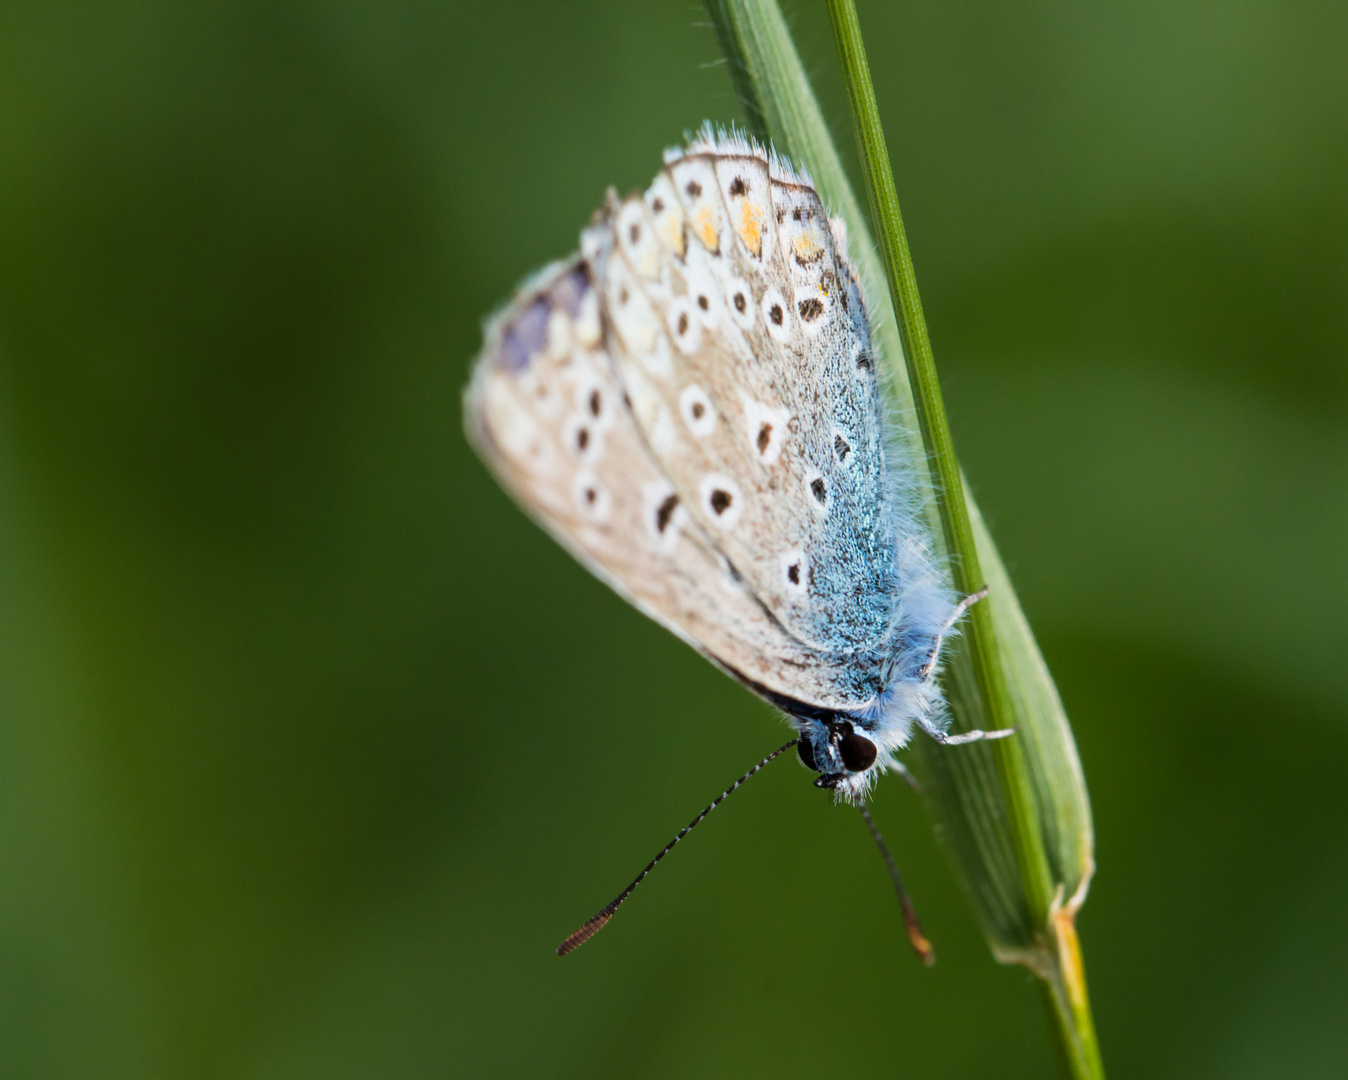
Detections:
860,803,935,966
557,737,800,956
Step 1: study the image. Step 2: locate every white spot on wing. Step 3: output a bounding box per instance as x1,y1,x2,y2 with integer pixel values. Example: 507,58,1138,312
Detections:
667,296,701,355
562,413,603,464
650,404,677,453
572,374,613,432
572,472,610,521
496,400,538,459
544,309,572,361
699,473,742,530
573,289,601,347
617,199,660,279
642,480,685,554
794,286,831,336
724,277,756,331
605,261,658,353
684,264,722,330
761,286,792,343
679,384,717,437
644,174,686,257
641,333,674,377
517,368,562,418
780,549,810,595
805,469,830,514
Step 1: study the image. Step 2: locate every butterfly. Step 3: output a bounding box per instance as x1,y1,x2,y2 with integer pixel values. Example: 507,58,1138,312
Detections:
464,128,1006,956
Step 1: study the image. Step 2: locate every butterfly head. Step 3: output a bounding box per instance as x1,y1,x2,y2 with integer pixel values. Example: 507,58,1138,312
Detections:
796,718,880,803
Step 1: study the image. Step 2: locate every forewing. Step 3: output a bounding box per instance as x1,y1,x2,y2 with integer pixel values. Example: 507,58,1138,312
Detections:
594,144,896,655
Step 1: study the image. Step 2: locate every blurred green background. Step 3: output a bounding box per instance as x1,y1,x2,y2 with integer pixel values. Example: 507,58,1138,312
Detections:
1,1,1345,1077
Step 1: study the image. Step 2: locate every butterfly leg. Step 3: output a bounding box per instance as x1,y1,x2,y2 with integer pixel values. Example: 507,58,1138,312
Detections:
917,586,989,682
929,725,1015,746
917,586,1016,745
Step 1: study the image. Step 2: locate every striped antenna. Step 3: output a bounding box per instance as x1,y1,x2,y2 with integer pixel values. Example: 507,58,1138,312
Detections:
557,737,800,956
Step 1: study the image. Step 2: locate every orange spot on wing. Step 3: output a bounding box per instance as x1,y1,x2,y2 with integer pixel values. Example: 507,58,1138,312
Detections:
659,216,686,257
694,206,719,253
793,232,823,261
737,203,764,257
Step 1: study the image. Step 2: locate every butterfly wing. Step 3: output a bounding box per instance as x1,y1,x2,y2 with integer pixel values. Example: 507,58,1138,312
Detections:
465,256,880,708
591,139,898,659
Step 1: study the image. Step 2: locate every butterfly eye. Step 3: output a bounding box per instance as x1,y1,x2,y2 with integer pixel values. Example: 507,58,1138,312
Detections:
839,731,878,773
797,738,819,772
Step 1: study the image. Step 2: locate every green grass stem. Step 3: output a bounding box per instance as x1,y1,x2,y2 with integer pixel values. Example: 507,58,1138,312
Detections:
705,2,1103,1077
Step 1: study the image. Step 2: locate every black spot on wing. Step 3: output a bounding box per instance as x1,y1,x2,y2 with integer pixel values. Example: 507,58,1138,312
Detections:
655,494,679,533
798,297,824,322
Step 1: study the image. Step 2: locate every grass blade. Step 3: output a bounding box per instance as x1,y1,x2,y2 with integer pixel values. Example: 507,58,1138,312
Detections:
705,2,1103,1076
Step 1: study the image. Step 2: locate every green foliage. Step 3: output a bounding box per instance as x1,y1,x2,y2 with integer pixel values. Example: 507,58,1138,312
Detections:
1,2,1346,1078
